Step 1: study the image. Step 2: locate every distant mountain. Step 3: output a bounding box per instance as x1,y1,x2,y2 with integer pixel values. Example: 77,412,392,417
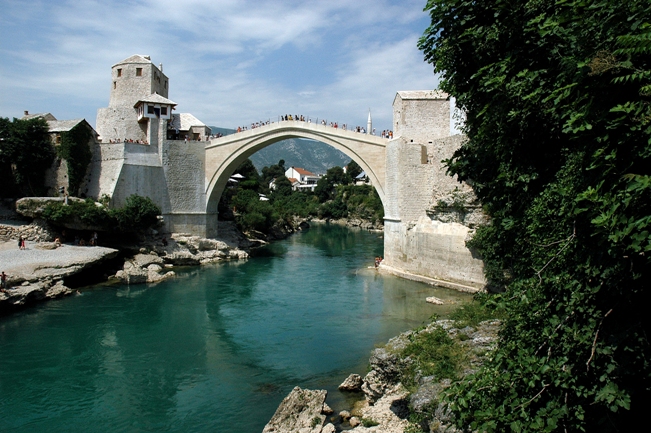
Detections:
208,126,351,175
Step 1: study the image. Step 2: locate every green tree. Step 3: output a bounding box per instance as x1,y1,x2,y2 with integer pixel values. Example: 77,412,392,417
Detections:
314,166,351,201
0,117,54,197
346,159,363,179
110,194,161,232
419,0,650,431
271,175,293,198
261,159,286,187
232,158,261,190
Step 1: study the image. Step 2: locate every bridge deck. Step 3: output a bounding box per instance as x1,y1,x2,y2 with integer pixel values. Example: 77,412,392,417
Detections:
206,119,388,148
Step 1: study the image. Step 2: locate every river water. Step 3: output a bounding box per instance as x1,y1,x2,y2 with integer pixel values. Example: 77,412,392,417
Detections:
0,224,472,433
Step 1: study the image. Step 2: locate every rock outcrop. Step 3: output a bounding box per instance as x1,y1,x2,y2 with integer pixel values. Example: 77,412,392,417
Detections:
264,319,500,433
338,373,363,392
114,253,175,284
1,279,74,313
262,387,332,433
361,348,406,405
0,241,119,314
350,319,500,432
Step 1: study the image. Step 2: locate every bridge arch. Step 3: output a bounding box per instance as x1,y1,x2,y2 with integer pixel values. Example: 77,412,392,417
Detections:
204,121,387,215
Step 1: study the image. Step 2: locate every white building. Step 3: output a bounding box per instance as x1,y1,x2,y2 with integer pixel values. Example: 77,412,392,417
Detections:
285,166,320,191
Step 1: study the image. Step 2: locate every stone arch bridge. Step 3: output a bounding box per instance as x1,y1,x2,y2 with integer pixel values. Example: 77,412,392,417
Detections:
91,91,486,291
204,120,388,215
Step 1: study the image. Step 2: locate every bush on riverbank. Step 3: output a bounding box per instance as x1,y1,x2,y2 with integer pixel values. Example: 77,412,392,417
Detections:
41,194,161,233
366,298,503,433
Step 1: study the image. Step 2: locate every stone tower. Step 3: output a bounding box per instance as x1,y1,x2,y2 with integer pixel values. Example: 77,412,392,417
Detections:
96,55,175,145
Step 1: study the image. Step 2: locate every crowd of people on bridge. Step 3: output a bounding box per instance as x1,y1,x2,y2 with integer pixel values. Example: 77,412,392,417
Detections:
106,138,150,144
230,114,393,139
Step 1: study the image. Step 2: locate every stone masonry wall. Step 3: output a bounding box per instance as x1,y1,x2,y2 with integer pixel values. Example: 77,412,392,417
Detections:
383,134,486,289
162,140,206,213
85,142,126,200
383,94,486,290
393,92,450,143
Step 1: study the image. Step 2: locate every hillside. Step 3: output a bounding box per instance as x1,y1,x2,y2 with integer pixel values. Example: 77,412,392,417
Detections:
209,126,351,174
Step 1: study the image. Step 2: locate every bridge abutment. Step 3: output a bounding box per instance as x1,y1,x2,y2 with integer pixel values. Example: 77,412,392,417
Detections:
381,92,486,291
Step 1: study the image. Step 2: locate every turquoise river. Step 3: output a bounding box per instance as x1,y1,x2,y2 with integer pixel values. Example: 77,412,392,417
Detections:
0,224,471,432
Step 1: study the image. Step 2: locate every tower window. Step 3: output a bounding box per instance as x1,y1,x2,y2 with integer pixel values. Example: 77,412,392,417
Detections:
147,105,154,114
117,68,122,77
164,80,167,89
161,107,168,115
113,81,116,89
136,68,142,77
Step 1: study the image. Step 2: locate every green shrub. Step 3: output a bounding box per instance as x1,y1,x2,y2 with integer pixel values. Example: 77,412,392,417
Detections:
57,122,92,195
399,325,466,389
449,294,505,328
110,195,161,232
42,195,160,233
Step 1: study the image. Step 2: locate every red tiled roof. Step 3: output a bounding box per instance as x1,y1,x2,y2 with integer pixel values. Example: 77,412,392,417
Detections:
293,167,315,176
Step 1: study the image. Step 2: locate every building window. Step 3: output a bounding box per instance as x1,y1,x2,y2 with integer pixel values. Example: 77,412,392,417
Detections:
117,68,122,77
161,107,168,115
164,80,167,89
136,68,142,77
147,105,154,114
113,81,116,89
56,135,61,144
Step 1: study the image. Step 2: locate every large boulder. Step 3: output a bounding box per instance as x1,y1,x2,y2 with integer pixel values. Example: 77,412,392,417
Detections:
339,374,363,392
349,384,410,433
263,387,329,433
115,257,174,284
1,279,74,314
361,348,405,404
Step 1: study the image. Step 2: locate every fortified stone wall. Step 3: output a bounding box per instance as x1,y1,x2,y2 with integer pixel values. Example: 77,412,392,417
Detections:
44,158,69,197
393,91,450,143
85,142,126,200
161,140,212,236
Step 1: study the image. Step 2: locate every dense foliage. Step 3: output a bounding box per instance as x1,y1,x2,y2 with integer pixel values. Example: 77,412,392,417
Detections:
57,122,93,195
220,159,384,233
419,0,650,431
42,194,161,233
0,117,55,197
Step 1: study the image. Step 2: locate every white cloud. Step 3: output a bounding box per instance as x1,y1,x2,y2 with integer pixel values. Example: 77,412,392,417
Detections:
0,0,437,132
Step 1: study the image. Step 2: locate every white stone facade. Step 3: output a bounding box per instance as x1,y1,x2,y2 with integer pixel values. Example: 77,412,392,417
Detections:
96,55,170,144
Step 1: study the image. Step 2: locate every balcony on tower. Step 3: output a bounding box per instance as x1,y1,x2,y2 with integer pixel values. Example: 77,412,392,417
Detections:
134,93,177,123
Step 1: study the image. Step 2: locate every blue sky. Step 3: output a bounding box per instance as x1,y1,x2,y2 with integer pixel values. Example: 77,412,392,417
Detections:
0,0,439,132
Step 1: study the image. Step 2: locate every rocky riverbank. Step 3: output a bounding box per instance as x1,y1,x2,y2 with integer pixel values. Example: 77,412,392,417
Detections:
0,238,120,314
0,218,250,316
263,318,499,433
